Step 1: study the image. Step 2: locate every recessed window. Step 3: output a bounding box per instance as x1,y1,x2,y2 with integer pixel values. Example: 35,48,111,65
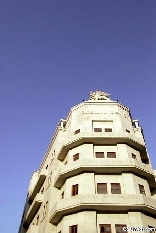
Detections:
111,183,121,194
94,128,102,132
115,225,127,233
74,129,80,135
46,165,48,169
69,225,77,233
100,224,111,233
97,183,107,194
105,128,112,132
73,153,79,161
72,184,78,196
107,152,116,158
41,187,44,194
139,184,146,195
61,191,64,199
132,153,137,160
126,129,130,133
95,152,104,158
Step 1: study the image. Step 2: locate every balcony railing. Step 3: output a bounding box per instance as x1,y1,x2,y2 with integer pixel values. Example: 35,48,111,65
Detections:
29,169,48,203
57,132,146,161
54,158,155,189
24,193,43,226
49,194,156,225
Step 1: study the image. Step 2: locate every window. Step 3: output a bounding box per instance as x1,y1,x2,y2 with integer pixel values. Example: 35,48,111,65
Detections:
139,184,146,195
74,129,80,135
97,183,107,194
115,225,127,233
69,225,77,233
111,183,121,194
107,152,116,158
94,128,102,132
58,231,61,233
105,128,112,132
41,187,44,194
61,191,64,199
46,165,48,169
72,184,78,196
36,215,39,225
132,153,137,160
43,201,48,217
100,224,111,233
95,152,104,158
126,129,130,133
73,153,79,161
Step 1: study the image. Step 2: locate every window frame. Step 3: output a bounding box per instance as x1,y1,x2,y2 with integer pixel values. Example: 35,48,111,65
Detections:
95,152,104,158
115,224,127,233
107,152,116,158
139,184,146,195
99,224,111,233
73,153,79,161
105,128,112,132
71,184,78,196
111,183,121,194
69,225,78,233
94,128,102,132
97,183,107,194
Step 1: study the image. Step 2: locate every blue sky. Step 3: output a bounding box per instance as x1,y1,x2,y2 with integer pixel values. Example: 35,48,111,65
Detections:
0,1,156,232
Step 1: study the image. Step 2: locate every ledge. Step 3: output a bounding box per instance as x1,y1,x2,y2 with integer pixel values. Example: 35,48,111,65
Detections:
24,193,43,226
49,194,156,225
54,158,155,189
57,132,146,161
29,169,48,203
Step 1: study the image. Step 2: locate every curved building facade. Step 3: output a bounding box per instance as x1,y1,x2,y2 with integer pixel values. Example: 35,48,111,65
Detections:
19,91,156,233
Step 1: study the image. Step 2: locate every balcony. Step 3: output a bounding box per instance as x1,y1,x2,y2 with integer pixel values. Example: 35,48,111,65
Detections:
27,225,38,233
54,158,155,189
24,193,43,226
49,194,156,225
29,169,48,203
57,132,146,161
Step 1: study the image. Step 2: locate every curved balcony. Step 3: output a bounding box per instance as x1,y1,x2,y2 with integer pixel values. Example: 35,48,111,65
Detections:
49,194,156,225
24,193,43,226
29,169,48,203
57,132,146,161
54,158,155,189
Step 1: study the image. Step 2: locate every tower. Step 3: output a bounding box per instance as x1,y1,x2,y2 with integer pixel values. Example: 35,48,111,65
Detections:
19,91,156,233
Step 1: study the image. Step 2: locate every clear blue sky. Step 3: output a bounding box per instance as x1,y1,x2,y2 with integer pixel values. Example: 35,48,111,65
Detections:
0,1,156,232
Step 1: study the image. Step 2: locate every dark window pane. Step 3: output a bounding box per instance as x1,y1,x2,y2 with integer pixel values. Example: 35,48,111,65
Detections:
96,152,104,158
94,128,102,132
107,152,116,158
105,128,112,132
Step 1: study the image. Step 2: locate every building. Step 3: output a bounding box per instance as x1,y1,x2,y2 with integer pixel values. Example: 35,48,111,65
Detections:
19,91,156,233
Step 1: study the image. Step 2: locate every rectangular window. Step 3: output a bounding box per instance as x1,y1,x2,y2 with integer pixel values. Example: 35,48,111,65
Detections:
97,183,107,194
74,129,80,135
72,184,78,196
73,153,79,161
105,128,112,132
115,225,127,233
36,215,39,225
107,152,116,158
94,128,102,132
111,183,121,194
139,184,146,195
132,153,137,160
95,152,104,158
100,224,111,233
69,225,77,233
